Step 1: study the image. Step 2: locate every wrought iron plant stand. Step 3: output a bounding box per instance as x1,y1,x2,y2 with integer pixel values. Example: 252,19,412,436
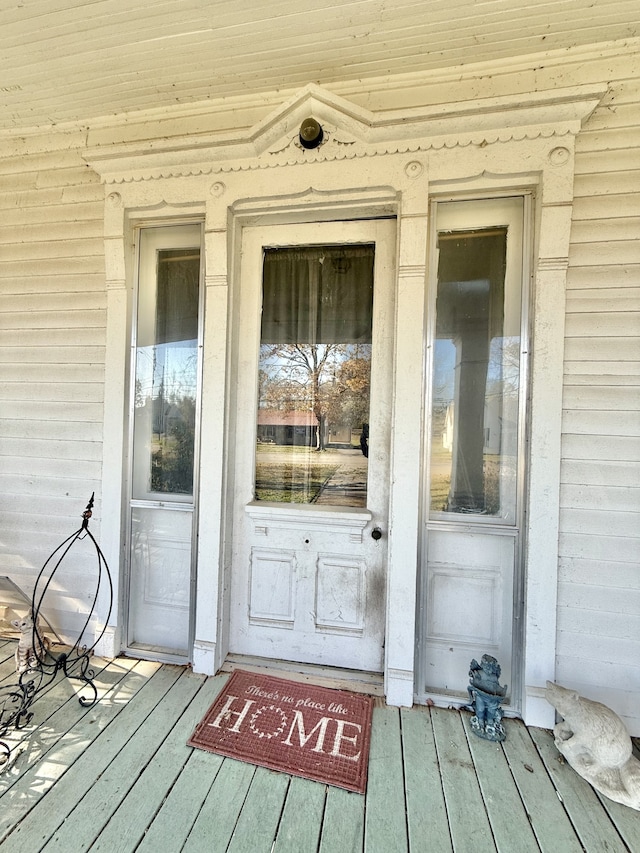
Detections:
0,495,113,765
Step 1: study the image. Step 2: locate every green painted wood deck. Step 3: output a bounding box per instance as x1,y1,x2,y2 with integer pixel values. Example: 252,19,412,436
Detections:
0,643,638,852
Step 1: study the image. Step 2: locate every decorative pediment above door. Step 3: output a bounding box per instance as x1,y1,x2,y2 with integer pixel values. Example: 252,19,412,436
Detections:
84,81,605,184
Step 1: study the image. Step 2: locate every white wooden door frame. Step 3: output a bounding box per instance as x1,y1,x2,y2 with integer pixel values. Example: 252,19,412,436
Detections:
219,176,430,703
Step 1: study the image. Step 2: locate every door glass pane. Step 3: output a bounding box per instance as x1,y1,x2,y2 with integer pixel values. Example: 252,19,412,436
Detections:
430,223,521,521
132,241,200,500
255,244,374,507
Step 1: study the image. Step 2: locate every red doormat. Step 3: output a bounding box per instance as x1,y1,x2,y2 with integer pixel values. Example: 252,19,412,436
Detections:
188,669,373,793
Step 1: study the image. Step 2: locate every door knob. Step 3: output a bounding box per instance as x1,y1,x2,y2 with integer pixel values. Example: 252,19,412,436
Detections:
371,527,383,541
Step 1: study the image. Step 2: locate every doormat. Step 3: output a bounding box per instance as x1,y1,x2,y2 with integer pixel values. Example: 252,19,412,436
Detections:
188,669,373,793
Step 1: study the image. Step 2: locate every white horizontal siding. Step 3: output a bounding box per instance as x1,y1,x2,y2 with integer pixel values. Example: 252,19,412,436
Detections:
2,328,106,347
0,346,105,364
566,286,640,313
0,145,105,631
558,582,640,619
555,632,639,671
0,418,104,442
562,407,639,435
0,495,104,532
564,345,638,375
0,184,99,211
558,70,640,733
560,508,638,538
562,459,639,487
0,455,102,479
559,556,639,589
2,400,104,422
562,433,640,461
561,484,640,513
1,0,637,129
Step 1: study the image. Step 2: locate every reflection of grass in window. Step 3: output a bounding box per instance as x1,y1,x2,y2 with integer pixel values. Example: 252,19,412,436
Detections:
430,459,501,514
255,462,339,503
430,442,451,512
430,474,451,512
483,456,500,515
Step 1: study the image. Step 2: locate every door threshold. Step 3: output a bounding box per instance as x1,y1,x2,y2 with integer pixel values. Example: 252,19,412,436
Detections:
221,654,384,697
415,687,520,718
123,644,189,666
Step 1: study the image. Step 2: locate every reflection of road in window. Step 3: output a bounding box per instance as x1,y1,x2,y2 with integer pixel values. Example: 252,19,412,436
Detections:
255,444,368,507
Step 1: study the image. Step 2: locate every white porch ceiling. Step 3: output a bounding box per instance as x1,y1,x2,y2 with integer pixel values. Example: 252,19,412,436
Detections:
0,0,637,133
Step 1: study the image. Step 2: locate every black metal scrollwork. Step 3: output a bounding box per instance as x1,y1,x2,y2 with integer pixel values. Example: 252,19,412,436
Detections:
0,494,113,764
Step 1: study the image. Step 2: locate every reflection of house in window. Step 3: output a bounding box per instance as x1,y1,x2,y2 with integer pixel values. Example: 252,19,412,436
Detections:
256,409,318,447
442,399,505,456
328,424,353,446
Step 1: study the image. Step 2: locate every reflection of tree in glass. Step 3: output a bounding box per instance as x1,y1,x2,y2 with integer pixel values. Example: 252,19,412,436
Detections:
259,343,371,450
324,353,371,436
145,350,198,495
151,394,196,494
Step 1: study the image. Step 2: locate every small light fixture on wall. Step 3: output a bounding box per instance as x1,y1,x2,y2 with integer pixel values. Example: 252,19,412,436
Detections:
299,117,323,149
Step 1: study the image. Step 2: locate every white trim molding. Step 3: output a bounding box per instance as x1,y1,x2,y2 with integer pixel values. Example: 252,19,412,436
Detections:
84,82,606,183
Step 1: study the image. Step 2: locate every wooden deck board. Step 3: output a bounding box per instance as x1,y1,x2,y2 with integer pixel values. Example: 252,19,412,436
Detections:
38,667,198,852
1,654,638,853
0,657,160,847
400,705,453,853
501,717,585,853
529,725,633,853
227,767,291,853
182,757,257,851
134,675,230,852
318,785,364,852
595,789,640,851
0,659,168,851
136,747,225,852
272,775,326,852
0,646,18,675
89,673,223,853
462,715,540,853
431,705,497,853
364,705,408,853
0,661,107,760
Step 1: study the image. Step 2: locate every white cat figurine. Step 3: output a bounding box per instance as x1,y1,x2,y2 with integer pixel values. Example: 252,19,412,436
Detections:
11,616,49,674
546,681,640,811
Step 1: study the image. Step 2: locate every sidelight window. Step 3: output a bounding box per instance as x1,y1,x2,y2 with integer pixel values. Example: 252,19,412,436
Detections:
429,200,524,523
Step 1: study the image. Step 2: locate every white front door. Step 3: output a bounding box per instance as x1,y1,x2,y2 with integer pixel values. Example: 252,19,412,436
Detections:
417,196,529,707
228,219,396,673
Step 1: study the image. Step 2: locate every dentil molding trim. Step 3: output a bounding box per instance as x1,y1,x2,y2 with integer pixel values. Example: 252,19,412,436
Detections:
84,83,606,184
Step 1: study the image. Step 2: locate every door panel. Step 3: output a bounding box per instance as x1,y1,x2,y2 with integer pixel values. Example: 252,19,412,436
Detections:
128,504,193,653
418,197,527,704
423,528,515,695
229,219,395,672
